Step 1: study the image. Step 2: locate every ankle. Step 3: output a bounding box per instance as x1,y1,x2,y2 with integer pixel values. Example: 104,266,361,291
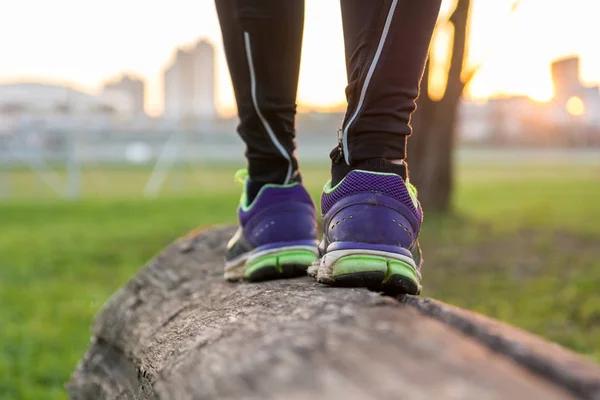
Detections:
247,170,302,204
331,158,408,186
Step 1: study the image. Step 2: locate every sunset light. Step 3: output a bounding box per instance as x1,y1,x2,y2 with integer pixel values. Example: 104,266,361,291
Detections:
3,3,600,395
566,96,585,116
1,0,599,116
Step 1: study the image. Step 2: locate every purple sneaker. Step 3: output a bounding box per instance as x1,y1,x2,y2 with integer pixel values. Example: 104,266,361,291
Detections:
311,170,423,295
224,170,319,282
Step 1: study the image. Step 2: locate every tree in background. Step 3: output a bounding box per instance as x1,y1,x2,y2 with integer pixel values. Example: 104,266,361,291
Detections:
408,0,520,212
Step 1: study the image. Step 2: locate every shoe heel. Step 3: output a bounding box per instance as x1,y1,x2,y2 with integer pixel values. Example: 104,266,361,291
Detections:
245,246,318,282
317,250,421,295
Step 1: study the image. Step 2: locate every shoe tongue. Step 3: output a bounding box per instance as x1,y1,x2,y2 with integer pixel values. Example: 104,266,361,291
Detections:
246,180,264,205
246,171,302,205
331,158,406,186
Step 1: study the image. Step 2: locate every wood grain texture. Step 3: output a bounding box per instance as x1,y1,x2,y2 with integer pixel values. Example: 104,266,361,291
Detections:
68,226,598,400
403,297,600,399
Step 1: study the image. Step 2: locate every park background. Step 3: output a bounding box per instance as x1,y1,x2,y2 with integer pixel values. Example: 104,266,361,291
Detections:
1,0,600,398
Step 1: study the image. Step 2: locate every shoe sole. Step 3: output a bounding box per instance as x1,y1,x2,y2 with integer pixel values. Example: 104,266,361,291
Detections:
315,249,422,295
224,245,318,282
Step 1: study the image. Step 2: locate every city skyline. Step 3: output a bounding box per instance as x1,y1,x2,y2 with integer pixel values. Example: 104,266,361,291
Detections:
1,0,599,117
164,39,216,120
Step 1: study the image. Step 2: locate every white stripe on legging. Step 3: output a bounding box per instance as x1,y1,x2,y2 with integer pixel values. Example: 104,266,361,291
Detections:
341,0,399,165
244,31,293,184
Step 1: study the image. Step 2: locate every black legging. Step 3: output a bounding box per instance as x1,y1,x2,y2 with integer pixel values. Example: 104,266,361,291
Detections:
216,0,441,186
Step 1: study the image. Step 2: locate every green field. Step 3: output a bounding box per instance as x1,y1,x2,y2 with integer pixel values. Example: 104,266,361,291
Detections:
1,162,600,399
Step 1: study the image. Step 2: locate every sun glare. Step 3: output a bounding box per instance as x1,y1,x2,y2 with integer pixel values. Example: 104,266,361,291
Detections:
529,87,554,103
566,96,585,116
2,0,599,115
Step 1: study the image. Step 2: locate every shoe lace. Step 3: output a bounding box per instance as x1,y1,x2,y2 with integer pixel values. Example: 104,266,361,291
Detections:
234,169,250,209
406,180,420,210
234,169,249,185
406,181,418,197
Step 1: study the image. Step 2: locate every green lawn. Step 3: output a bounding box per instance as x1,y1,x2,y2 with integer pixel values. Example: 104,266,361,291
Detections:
1,162,599,399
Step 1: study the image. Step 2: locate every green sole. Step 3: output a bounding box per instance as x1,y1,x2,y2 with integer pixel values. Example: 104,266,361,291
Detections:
245,249,318,278
332,254,421,291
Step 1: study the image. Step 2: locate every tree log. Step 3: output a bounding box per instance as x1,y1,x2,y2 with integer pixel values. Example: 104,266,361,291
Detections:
68,226,600,400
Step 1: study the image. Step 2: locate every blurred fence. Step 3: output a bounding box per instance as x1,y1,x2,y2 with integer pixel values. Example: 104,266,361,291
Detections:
0,127,334,200
1,127,600,201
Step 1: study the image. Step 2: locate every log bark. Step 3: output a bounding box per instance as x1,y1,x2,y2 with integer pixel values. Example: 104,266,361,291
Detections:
68,226,600,400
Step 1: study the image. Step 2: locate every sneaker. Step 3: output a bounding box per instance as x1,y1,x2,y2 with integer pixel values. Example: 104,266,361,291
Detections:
310,170,423,295
224,170,319,282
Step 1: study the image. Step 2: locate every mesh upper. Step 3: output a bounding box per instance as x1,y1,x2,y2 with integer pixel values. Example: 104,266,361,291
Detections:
321,171,420,219
239,183,313,226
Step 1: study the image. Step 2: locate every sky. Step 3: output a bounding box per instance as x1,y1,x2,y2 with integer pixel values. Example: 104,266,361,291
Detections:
1,0,599,117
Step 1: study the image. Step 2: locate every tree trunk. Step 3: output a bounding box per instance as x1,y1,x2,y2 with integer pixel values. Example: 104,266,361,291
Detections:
68,226,600,399
409,98,458,212
408,0,471,213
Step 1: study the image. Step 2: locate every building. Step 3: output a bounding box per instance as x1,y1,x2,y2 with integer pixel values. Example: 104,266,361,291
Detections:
550,56,600,127
163,39,216,121
0,82,133,117
191,40,216,119
103,75,146,116
0,82,134,134
164,49,196,120
457,99,493,142
551,57,582,103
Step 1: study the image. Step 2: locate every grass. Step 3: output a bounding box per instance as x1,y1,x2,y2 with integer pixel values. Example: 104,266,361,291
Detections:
1,161,599,399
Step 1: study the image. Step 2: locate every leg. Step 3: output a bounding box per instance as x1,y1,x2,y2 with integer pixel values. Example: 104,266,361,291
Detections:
314,0,441,295
216,0,304,200
216,0,318,282
331,0,442,184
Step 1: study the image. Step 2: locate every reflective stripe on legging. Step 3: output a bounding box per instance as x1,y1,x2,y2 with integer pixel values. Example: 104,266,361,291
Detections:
341,0,399,165
243,31,293,183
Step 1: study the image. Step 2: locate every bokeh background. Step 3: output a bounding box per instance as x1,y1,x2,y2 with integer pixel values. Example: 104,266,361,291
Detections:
1,0,600,398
